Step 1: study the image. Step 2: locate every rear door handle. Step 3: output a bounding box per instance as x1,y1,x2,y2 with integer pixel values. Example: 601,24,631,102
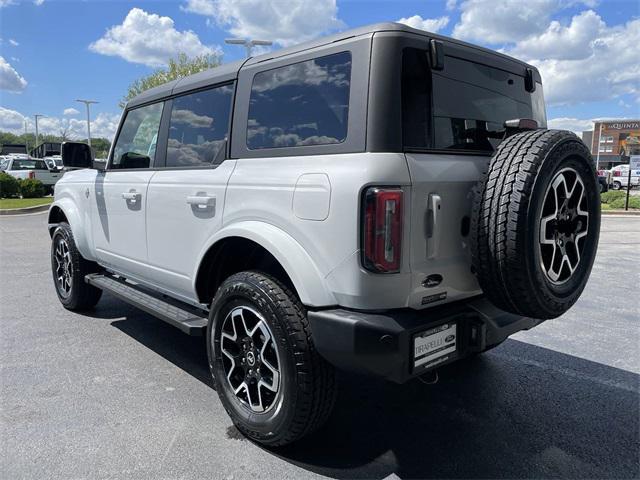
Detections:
186,195,216,207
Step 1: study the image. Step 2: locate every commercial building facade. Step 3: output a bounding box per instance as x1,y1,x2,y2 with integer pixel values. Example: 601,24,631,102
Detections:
582,120,640,169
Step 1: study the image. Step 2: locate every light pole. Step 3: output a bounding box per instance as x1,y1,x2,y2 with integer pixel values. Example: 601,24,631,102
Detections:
34,114,46,148
595,121,604,170
76,99,98,147
225,38,272,58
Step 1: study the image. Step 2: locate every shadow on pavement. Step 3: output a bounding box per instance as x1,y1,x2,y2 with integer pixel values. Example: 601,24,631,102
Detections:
109,304,640,479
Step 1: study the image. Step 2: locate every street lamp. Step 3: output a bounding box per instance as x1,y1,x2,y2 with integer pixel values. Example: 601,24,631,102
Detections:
225,38,273,58
34,114,46,148
76,99,98,147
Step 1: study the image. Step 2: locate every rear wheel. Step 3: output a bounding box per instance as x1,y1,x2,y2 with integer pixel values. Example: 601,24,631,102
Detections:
208,271,336,446
51,223,102,310
613,181,622,190
471,130,600,319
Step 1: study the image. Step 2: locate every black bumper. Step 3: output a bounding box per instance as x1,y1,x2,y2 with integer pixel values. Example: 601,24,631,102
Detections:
308,297,541,383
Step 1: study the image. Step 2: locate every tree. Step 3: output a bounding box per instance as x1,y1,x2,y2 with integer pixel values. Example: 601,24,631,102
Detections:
59,119,73,141
119,53,222,109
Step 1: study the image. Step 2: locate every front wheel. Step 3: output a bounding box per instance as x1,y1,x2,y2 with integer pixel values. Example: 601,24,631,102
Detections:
51,223,102,310
207,271,336,446
613,181,622,190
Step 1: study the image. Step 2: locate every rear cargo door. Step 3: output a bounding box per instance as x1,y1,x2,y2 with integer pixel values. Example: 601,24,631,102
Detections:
401,46,546,309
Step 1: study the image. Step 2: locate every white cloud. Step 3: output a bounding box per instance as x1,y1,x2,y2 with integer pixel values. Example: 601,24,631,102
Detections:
8,38,18,46
34,0,45,5
0,107,26,134
547,117,596,135
0,107,121,141
0,56,27,93
0,0,16,8
508,14,640,106
89,8,221,67
509,10,605,61
63,108,80,116
446,0,458,10
183,0,344,47
453,0,561,44
398,15,450,33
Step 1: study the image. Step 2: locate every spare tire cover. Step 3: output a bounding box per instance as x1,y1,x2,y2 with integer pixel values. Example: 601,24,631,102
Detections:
471,129,600,319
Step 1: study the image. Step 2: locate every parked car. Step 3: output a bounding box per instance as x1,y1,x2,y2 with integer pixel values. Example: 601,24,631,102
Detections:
3,157,63,194
610,164,640,190
43,155,64,171
48,22,600,446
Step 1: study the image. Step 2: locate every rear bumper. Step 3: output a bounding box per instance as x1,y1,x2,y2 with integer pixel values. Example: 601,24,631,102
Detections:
308,297,541,383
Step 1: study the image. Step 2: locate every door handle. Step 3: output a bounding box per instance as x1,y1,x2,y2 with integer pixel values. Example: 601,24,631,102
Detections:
426,193,441,259
121,191,140,202
186,195,216,207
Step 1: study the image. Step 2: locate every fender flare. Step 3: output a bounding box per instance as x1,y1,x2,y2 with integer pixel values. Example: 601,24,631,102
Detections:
194,221,337,307
48,198,96,261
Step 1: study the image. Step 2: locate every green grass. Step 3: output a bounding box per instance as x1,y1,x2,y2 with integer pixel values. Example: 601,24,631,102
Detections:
0,197,53,210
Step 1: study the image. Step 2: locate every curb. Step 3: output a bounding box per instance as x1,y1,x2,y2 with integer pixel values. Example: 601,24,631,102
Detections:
0,203,51,216
601,209,640,216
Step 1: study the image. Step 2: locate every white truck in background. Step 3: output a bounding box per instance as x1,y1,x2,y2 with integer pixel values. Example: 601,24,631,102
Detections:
0,157,63,194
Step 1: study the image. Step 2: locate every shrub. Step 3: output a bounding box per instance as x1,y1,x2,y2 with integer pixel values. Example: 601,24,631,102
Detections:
19,178,45,198
0,172,20,198
609,196,640,210
600,190,626,204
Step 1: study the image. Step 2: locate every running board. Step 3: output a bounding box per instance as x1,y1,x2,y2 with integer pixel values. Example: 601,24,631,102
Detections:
85,273,208,336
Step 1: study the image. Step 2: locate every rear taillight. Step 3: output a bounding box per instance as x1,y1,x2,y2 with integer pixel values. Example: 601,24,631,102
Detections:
28,171,35,179
613,170,621,177
362,187,403,273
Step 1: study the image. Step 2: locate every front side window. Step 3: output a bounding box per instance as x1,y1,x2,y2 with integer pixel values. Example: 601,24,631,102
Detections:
402,48,546,153
247,51,352,149
111,102,164,169
166,84,233,167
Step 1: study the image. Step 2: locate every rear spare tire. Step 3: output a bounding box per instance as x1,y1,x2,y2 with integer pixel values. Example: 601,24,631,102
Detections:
471,129,600,319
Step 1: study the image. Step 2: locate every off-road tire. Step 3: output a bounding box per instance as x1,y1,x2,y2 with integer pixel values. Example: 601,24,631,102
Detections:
51,222,102,310
207,271,336,446
471,129,600,319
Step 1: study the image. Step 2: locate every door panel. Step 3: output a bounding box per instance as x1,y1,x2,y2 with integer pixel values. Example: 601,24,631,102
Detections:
145,162,236,298
92,170,155,276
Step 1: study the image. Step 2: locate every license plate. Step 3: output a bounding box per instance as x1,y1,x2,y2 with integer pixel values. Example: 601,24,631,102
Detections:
414,323,457,369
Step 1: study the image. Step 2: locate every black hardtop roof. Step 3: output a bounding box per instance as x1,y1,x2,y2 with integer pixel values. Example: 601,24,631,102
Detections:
127,22,540,108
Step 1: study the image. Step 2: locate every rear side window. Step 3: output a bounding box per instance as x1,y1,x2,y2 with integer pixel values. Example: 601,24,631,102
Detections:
111,102,164,169
402,48,546,153
166,84,233,167
247,51,352,149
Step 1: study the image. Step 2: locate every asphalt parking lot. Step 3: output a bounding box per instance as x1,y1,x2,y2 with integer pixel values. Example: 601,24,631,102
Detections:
1,213,638,479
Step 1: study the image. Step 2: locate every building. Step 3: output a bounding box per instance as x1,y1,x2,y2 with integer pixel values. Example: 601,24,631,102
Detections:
582,120,640,169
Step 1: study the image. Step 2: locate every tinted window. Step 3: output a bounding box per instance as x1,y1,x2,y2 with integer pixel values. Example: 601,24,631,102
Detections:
166,84,233,167
402,48,546,152
11,159,48,170
111,102,164,169
247,51,351,149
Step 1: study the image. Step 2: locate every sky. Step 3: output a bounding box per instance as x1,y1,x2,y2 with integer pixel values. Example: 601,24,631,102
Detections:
0,0,638,141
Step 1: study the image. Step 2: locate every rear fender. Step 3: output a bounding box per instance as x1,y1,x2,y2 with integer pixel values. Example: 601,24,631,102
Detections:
194,221,336,307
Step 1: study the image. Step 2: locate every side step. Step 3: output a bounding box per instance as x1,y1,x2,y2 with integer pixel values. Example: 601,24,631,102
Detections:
85,273,208,336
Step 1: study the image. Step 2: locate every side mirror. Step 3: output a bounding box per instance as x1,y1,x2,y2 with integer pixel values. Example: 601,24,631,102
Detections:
61,142,94,169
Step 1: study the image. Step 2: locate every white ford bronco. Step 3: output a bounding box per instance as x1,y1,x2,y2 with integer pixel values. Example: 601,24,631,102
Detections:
49,23,600,446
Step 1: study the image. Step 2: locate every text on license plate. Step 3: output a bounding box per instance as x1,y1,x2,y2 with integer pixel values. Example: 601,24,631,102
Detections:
414,323,457,369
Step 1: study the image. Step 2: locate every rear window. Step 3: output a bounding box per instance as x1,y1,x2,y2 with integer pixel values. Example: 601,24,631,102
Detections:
402,48,546,153
247,51,352,150
11,159,48,170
